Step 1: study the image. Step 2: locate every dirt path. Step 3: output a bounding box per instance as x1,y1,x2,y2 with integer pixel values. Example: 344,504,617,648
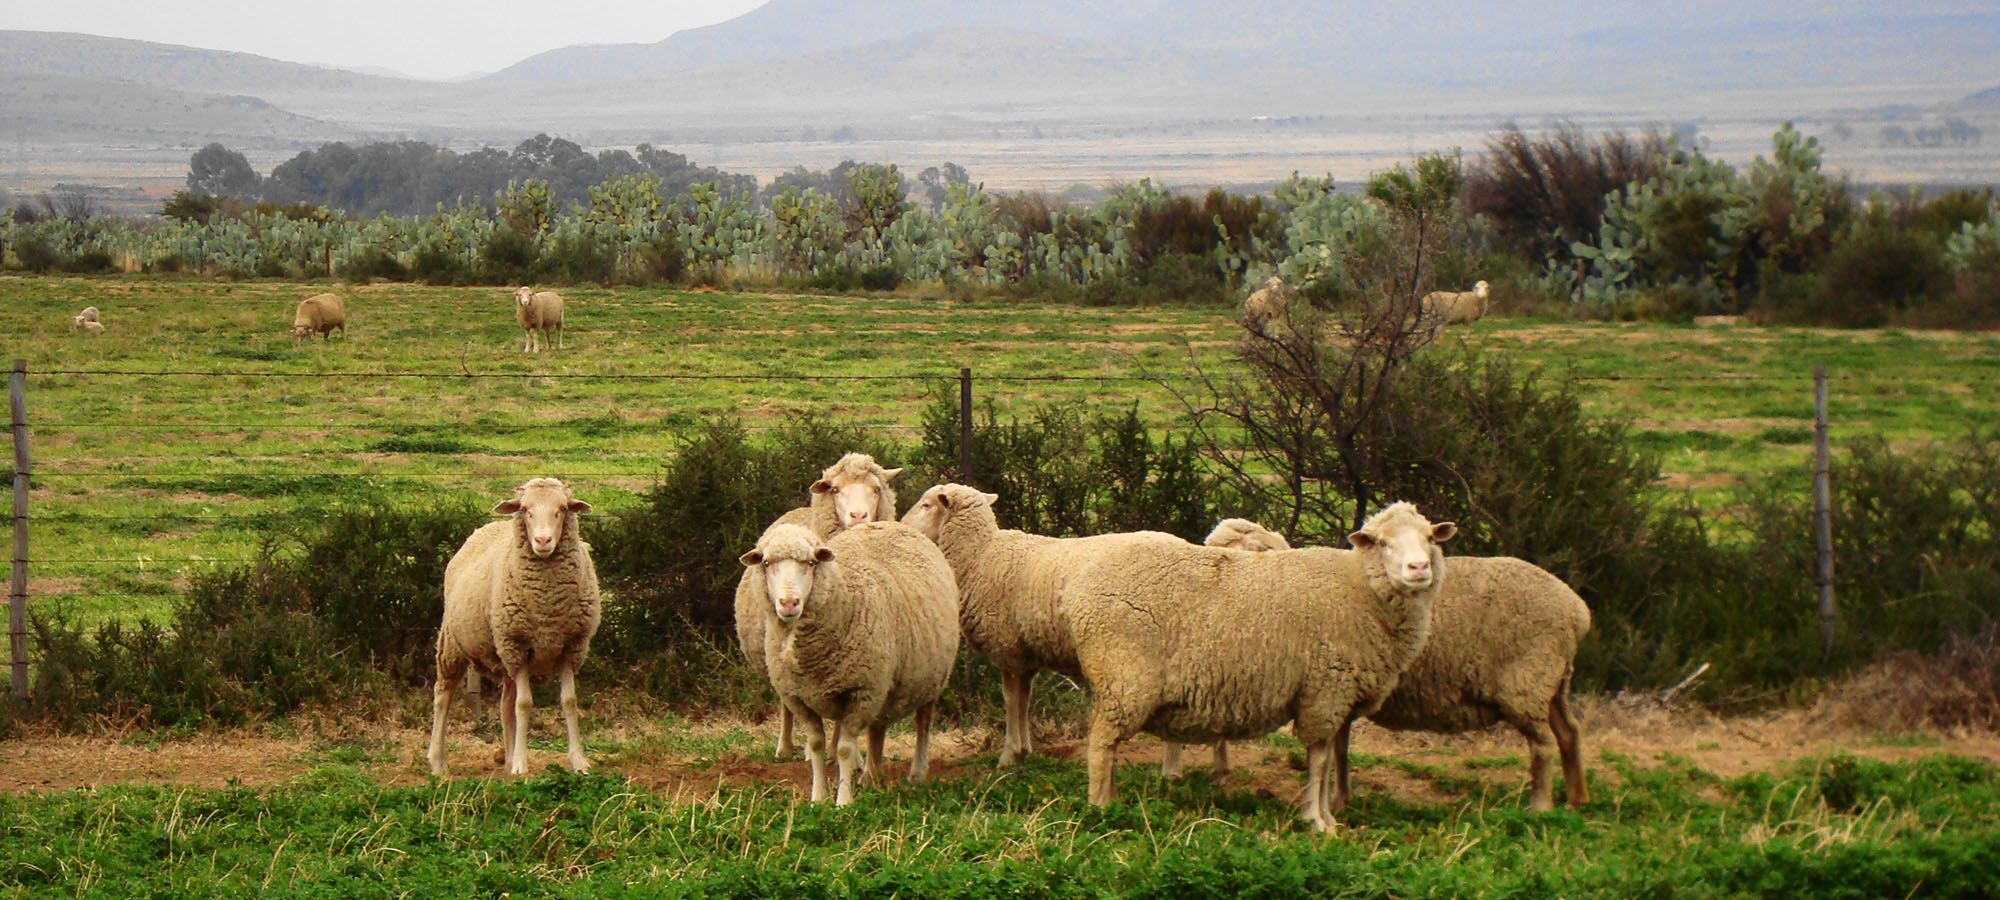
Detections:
5,698,1995,800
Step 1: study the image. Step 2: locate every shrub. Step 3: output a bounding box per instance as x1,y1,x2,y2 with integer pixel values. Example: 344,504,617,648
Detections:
1464,124,1665,262
476,226,537,284
336,247,407,282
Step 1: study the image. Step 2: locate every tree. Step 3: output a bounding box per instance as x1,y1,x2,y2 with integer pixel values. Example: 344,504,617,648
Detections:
186,143,262,200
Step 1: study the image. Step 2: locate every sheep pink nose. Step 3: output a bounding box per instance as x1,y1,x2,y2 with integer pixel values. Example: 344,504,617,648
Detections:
777,598,802,617
1406,559,1430,576
847,510,869,522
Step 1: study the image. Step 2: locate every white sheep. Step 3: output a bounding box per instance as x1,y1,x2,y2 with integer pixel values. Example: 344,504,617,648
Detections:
69,306,102,333
899,483,1186,767
1208,518,1592,811
1158,518,1297,779
292,293,346,339
740,521,959,806
427,477,600,777
735,453,903,759
1420,280,1491,329
514,287,565,352
1062,502,1455,831
1242,276,1294,336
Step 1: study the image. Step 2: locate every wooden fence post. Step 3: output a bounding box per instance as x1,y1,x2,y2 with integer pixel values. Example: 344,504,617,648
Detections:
10,359,29,698
1814,364,1835,660
959,367,974,486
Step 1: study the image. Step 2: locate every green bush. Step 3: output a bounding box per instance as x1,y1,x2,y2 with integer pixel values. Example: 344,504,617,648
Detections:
476,225,536,284
335,247,407,282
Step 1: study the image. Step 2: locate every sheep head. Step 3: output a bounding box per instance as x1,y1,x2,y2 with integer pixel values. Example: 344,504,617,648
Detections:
1347,502,1455,593
1203,518,1292,552
739,523,834,623
494,477,590,558
515,286,535,308
812,452,903,530
900,483,999,541
1474,280,1490,299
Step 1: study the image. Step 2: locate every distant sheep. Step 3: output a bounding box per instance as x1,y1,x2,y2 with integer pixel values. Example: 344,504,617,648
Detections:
292,293,346,339
1207,518,1592,811
70,306,102,333
514,287,565,352
735,453,904,759
428,478,600,777
1420,280,1490,329
1241,276,1294,336
741,521,959,805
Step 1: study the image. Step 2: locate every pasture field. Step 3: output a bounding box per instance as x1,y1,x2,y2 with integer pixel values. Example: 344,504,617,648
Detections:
1,275,1996,626
2,702,1998,898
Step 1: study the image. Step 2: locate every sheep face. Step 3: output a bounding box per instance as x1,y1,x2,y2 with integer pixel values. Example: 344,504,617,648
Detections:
515,286,535,308
494,478,590,558
900,484,999,541
739,525,835,622
1346,502,1455,592
813,465,902,529
1474,280,1490,298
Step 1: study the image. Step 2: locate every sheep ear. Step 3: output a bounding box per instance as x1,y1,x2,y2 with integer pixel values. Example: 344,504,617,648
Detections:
739,549,764,567
1347,530,1378,550
493,499,522,515
934,491,954,509
1430,522,1457,543
880,467,903,483
814,547,836,563
810,479,834,495
567,499,592,514
981,492,999,505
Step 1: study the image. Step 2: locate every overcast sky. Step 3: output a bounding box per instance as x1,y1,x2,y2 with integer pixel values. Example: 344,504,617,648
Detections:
0,0,769,80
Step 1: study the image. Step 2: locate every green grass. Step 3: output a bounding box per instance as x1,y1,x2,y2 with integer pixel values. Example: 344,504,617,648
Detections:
0,749,1993,898
4,275,1997,626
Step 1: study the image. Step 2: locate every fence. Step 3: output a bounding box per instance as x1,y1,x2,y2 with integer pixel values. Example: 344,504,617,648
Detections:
5,360,1848,700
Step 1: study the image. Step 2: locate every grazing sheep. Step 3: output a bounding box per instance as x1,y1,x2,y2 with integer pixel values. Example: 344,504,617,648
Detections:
900,483,1186,768
1062,502,1454,831
1241,276,1294,336
69,306,101,333
514,287,565,352
1420,280,1490,329
428,478,600,777
1209,519,1592,811
1159,518,1297,779
291,293,346,339
741,521,959,805
735,453,904,759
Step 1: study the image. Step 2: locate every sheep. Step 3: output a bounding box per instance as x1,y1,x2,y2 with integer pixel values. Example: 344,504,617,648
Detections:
427,477,600,777
899,483,1186,767
734,453,904,759
69,306,102,333
1157,518,1298,779
291,293,346,339
740,521,959,805
1061,502,1455,831
1207,519,1592,811
1241,276,1294,336
514,287,565,352
1420,280,1491,329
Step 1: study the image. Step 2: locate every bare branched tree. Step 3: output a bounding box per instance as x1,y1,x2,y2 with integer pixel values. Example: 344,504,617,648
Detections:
1177,154,1463,542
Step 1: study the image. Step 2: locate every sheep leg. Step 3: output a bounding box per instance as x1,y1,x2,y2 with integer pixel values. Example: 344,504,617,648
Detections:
998,669,1028,767
509,669,534,776
1550,688,1589,806
833,719,859,807
1161,741,1184,778
911,704,934,782
794,704,829,803
559,666,588,774
1301,740,1334,832
1510,715,1560,812
1330,720,1352,811
427,657,465,776
775,705,796,759
866,722,888,787
496,676,518,770
1085,705,1145,807
1213,741,1231,777
555,322,563,350
1016,672,1036,757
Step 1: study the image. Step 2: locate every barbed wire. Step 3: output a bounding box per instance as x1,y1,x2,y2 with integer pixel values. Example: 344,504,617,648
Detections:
25,366,1862,385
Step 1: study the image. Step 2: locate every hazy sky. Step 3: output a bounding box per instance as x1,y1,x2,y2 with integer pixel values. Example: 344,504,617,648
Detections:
0,0,769,80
